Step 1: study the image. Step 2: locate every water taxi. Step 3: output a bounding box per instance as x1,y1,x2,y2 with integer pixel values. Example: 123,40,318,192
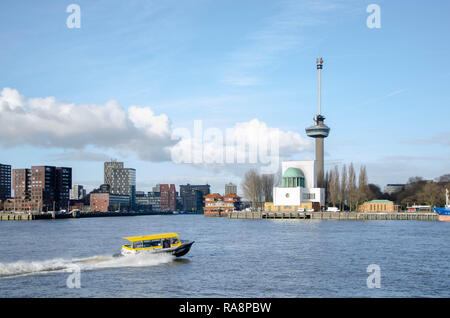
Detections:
120,233,194,257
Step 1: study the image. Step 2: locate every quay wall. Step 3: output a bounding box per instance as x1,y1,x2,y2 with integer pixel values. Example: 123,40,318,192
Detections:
0,210,178,221
228,211,438,221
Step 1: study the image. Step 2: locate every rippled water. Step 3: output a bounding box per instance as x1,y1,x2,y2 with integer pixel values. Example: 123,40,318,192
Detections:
0,215,448,297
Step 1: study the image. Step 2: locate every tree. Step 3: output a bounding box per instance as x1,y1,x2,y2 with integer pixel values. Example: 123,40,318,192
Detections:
241,169,263,209
340,164,347,211
357,165,369,207
368,184,383,200
347,163,357,211
328,165,340,207
418,182,444,207
261,174,275,202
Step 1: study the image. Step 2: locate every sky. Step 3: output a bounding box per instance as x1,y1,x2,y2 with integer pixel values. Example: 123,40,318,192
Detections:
0,0,449,195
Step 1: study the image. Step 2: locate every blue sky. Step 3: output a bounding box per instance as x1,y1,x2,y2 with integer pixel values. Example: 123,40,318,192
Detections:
0,0,449,195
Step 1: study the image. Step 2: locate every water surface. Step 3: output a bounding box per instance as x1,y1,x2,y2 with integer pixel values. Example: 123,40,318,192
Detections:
0,215,448,297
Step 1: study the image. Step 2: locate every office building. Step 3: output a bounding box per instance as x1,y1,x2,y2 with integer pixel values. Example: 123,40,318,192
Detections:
148,185,161,212
225,183,237,195
90,193,130,212
70,184,86,200
179,184,210,212
0,163,11,200
158,184,177,211
384,184,405,196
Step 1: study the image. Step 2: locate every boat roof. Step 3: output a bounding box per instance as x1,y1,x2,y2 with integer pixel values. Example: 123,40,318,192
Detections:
122,233,178,242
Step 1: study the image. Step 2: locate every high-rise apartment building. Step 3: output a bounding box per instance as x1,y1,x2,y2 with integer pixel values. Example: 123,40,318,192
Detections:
12,166,72,211
104,160,136,207
0,163,11,200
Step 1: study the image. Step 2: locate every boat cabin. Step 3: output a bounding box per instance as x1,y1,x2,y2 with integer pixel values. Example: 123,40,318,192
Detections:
122,233,181,251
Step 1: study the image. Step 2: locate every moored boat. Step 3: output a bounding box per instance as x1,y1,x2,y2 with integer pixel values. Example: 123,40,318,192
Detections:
433,188,450,221
120,233,194,257
433,207,450,221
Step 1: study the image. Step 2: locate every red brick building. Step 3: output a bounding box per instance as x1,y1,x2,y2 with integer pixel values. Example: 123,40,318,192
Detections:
90,193,130,212
160,184,177,211
12,166,72,212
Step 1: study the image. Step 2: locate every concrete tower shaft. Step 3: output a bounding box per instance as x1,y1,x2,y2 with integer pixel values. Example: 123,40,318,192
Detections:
305,57,330,188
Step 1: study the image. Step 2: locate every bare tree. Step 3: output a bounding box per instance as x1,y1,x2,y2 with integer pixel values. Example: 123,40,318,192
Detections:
241,169,263,209
340,164,347,211
328,166,340,207
357,165,369,208
418,182,443,207
261,174,275,202
347,163,357,211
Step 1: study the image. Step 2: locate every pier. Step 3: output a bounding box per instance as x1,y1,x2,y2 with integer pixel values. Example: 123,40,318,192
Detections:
227,211,438,221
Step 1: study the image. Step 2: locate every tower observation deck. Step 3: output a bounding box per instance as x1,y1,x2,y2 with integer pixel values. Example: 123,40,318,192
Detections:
305,58,330,187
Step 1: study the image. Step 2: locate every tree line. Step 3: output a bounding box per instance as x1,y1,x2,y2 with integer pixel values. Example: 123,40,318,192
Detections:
386,174,450,208
241,164,378,211
241,169,276,209
324,163,378,211
241,165,450,210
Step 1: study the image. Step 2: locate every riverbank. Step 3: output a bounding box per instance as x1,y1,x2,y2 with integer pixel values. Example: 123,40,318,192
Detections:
227,211,439,221
0,211,200,221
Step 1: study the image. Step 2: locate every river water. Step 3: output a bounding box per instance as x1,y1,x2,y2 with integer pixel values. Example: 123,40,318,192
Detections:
0,215,448,297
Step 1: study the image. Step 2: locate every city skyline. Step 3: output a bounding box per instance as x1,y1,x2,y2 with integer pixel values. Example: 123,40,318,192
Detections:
1,0,449,194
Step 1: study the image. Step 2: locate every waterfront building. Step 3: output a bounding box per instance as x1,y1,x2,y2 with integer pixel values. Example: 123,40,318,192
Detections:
70,184,86,200
225,183,237,195
0,163,11,201
160,184,176,211
180,184,210,213
90,192,130,212
135,191,151,211
103,160,136,208
204,193,242,216
268,161,325,212
358,200,396,212
384,184,405,195
267,58,328,212
176,194,183,211
148,185,161,212
12,166,72,212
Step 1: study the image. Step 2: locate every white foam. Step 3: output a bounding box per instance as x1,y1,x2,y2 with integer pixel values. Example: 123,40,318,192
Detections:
0,253,175,278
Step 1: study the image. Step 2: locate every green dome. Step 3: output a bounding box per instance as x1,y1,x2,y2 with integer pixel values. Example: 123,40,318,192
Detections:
282,168,304,178
282,168,305,188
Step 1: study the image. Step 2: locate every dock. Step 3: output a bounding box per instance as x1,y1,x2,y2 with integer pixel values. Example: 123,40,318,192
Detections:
227,211,438,221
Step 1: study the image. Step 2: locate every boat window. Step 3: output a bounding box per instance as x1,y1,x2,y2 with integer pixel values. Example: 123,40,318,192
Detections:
151,240,161,247
132,242,144,249
171,238,180,244
142,240,154,248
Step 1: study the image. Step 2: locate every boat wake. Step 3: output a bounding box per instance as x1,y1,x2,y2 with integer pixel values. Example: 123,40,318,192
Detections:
0,253,175,278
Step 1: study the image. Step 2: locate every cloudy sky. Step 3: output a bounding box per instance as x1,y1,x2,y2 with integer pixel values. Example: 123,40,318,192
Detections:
1,0,449,194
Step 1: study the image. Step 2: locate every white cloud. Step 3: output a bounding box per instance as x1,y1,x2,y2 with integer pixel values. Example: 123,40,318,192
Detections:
170,118,313,175
0,88,313,172
0,87,175,162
